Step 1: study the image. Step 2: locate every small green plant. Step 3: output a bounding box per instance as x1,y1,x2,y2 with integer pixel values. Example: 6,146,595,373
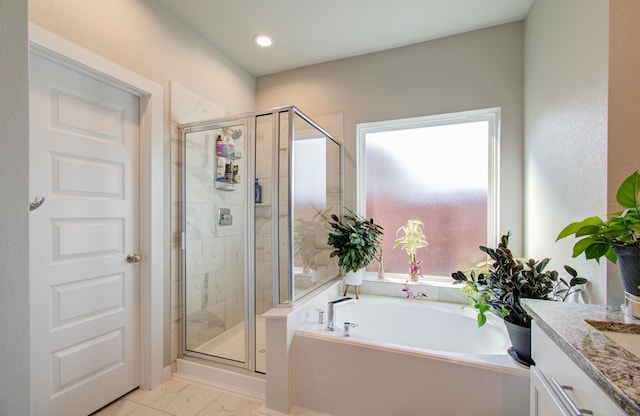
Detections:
557,170,640,263
452,232,587,327
327,209,384,273
394,220,428,280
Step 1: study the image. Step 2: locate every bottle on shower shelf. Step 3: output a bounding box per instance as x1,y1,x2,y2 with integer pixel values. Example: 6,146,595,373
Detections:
216,134,223,156
216,157,225,182
224,160,232,182
255,178,262,203
227,138,235,157
232,163,239,183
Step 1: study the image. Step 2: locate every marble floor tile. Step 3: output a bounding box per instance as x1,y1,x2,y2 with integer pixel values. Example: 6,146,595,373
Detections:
195,391,262,416
97,377,267,416
98,376,330,416
93,399,172,416
127,378,224,416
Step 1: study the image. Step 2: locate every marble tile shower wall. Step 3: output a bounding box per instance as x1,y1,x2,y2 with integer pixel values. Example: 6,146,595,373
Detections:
255,119,274,314
183,131,246,349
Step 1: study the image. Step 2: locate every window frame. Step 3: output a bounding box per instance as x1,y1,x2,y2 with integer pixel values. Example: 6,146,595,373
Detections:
356,107,501,278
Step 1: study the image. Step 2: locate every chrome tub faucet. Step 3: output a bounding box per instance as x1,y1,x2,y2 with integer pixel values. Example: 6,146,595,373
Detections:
327,297,356,331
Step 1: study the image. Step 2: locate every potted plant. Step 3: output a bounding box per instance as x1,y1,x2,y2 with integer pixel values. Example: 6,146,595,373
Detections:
394,219,428,282
556,170,640,315
327,209,384,288
452,232,587,365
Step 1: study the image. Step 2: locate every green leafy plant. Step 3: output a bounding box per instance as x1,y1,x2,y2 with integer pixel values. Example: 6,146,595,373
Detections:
452,232,587,327
327,209,384,274
557,170,640,263
393,220,428,279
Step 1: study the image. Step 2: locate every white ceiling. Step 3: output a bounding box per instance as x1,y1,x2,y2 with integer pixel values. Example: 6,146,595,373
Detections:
157,0,533,76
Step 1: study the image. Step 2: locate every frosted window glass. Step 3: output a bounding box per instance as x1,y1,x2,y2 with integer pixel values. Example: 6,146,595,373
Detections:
365,121,489,277
294,138,326,206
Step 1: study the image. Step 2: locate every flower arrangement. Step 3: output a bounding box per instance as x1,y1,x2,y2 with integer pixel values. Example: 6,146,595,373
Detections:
394,220,428,281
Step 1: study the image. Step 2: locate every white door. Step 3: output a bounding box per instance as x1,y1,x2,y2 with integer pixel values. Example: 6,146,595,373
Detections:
29,50,141,415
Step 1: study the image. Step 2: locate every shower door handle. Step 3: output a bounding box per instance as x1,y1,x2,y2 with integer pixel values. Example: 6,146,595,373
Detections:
126,253,142,263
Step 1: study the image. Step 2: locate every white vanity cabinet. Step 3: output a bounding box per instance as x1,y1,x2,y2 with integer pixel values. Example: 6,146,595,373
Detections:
530,321,626,416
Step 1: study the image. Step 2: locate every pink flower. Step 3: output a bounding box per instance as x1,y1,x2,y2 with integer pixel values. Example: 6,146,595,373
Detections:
409,260,423,277
402,281,428,299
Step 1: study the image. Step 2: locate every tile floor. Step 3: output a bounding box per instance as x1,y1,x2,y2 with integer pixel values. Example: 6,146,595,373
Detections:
93,377,263,416
93,376,329,416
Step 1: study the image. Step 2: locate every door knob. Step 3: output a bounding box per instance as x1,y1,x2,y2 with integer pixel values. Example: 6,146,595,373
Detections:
30,196,45,211
126,253,141,263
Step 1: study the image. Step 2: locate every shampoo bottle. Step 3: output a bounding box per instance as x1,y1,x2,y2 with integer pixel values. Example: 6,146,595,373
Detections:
216,135,223,155
255,178,262,204
216,157,225,181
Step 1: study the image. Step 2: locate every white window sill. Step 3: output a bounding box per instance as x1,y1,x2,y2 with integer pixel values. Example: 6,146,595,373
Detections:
363,271,456,287
349,272,467,304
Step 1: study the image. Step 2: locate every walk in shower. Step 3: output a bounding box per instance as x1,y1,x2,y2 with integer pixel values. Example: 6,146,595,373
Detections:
179,106,342,374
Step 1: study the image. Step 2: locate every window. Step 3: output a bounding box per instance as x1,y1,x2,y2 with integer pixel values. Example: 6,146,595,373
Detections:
294,138,326,206
357,108,499,279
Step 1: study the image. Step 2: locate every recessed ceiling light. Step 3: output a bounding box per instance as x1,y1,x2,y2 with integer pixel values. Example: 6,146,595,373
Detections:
253,34,273,48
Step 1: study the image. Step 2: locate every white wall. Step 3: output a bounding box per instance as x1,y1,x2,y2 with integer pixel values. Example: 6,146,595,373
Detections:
29,0,255,116
256,22,525,253
0,1,30,414
524,0,609,304
29,0,257,366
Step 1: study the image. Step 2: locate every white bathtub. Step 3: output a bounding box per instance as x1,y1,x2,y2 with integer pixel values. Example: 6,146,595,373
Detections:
294,295,529,416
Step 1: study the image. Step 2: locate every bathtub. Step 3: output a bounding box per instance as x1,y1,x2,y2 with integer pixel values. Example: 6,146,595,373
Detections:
294,295,529,416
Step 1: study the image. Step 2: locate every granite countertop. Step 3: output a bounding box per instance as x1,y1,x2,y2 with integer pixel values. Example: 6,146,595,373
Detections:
522,299,640,416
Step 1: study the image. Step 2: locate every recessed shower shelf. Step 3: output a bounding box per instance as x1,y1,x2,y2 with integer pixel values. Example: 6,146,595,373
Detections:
214,184,236,191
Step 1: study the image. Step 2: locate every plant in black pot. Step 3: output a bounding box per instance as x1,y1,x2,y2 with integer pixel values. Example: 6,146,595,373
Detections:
452,232,587,366
327,209,383,297
557,170,640,317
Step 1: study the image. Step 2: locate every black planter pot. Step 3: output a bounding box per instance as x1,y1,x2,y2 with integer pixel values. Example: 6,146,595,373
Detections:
613,245,640,296
504,320,534,366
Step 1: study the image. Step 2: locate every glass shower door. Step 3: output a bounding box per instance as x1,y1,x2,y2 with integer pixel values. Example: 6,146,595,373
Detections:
182,120,249,367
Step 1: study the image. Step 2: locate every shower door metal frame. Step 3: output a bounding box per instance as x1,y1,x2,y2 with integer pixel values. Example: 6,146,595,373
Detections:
178,115,256,372
270,107,344,308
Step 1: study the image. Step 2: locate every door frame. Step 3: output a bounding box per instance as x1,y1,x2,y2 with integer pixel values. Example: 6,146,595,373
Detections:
28,23,168,390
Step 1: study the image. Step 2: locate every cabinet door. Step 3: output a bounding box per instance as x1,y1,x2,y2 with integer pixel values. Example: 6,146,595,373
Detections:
532,321,627,416
530,366,572,416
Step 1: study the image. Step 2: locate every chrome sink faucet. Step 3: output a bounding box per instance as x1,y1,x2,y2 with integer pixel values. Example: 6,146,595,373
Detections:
327,297,356,331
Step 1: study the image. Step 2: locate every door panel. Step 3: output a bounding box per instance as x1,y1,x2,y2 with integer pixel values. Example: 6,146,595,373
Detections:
30,51,140,415
52,153,124,198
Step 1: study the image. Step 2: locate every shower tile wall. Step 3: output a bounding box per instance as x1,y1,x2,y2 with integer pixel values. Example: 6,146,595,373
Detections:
255,119,274,314
184,131,246,349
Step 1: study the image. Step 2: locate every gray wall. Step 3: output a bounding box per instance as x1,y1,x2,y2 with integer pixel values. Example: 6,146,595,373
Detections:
0,1,30,414
256,22,525,253
524,0,609,304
